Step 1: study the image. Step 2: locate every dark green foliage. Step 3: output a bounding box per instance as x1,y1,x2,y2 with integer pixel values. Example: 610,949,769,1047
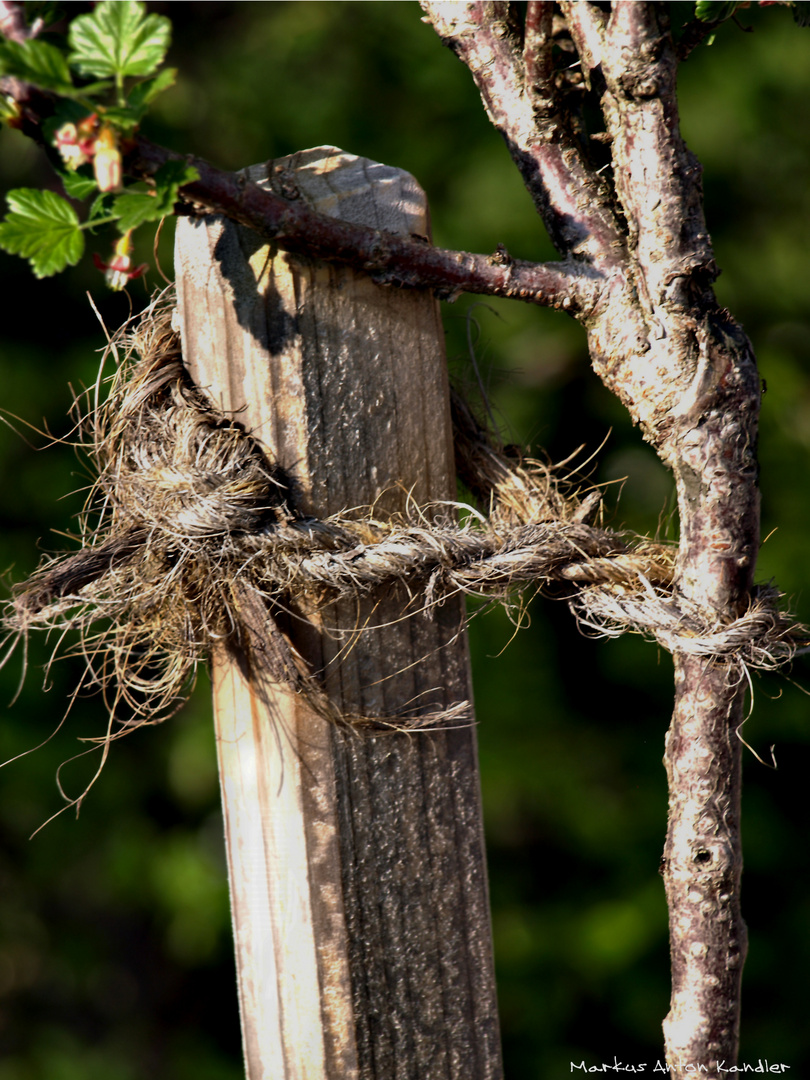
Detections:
111,162,199,231
0,37,75,94
1,3,809,1076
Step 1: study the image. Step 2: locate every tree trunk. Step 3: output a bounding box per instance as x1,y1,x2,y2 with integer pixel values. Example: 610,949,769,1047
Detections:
421,5,760,1071
174,147,502,1080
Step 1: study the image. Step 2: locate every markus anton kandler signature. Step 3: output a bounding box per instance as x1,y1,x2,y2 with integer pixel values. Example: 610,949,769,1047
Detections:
570,1059,790,1074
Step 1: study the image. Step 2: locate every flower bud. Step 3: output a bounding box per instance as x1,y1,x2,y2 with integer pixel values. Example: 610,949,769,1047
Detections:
54,122,93,170
93,125,122,193
93,232,147,291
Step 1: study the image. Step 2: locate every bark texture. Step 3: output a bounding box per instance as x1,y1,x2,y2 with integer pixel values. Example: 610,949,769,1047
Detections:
421,2,758,1074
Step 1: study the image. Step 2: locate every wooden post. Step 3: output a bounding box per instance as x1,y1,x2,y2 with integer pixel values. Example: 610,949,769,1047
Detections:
174,147,502,1080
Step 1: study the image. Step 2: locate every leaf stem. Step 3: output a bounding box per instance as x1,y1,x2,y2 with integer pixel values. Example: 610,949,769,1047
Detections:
80,214,119,230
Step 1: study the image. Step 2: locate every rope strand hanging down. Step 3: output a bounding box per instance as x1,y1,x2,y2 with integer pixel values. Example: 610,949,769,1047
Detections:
5,297,807,727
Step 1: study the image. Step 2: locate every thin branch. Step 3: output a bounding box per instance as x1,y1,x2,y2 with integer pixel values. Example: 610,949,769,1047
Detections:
0,65,600,317
559,0,607,73
421,0,626,273
599,1,718,314
133,136,599,315
522,2,555,109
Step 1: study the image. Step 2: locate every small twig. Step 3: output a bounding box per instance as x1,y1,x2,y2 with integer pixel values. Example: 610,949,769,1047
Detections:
522,2,555,107
135,136,599,314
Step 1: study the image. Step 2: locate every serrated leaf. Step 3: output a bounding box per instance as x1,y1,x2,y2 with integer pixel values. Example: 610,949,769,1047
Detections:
68,0,171,81
101,104,147,134
126,67,176,118
0,38,74,94
152,160,199,215
111,189,164,231
0,188,84,277
153,160,200,196
75,78,116,97
695,0,739,22
59,168,98,201
111,162,198,231
103,72,175,131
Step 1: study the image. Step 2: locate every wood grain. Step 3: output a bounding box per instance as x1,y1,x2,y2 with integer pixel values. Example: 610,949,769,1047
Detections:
175,147,502,1080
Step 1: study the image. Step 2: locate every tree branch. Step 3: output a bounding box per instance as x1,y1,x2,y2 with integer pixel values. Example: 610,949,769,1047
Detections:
560,0,608,74
0,64,600,316
0,0,38,43
424,4,761,1075
522,2,555,100
133,137,597,314
421,0,626,273
600,2,718,314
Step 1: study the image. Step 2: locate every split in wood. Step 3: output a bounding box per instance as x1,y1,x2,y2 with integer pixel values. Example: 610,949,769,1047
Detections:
4,297,806,731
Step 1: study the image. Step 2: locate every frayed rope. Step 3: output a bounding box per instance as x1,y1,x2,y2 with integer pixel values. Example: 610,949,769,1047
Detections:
4,296,807,728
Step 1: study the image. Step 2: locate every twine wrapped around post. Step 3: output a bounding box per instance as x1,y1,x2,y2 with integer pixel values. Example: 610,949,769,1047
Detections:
9,304,803,705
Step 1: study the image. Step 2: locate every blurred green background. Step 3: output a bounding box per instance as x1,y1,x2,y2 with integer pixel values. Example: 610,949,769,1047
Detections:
1,3,809,1077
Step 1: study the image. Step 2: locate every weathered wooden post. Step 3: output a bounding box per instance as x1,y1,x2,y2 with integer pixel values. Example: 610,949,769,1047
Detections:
174,147,502,1080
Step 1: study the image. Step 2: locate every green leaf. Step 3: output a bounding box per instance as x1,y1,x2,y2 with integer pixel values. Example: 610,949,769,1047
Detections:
126,67,177,117
99,105,145,134
58,168,97,201
111,189,162,232
694,0,739,23
73,78,116,97
0,188,84,277
0,38,74,94
100,69,177,132
152,160,199,201
111,162,199,231
68,0,171,81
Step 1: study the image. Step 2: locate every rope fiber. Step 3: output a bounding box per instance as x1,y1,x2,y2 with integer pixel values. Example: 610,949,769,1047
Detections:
6,297,806,728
